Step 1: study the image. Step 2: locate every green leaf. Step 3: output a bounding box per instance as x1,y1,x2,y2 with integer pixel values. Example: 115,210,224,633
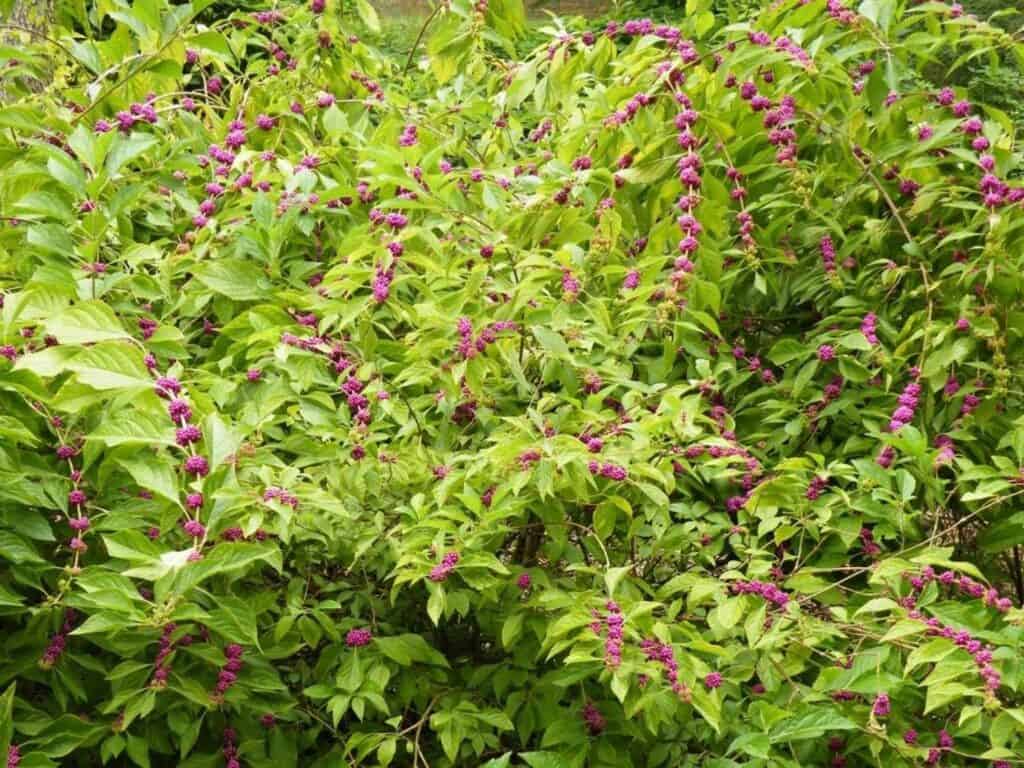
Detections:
375,634,450,667
354,0,381,33
117,456,181,507
502,612,524,649
520,753,569,768
768,338,805,365
881,620,926,642
532,327,570,356
106,133,159,176
192,259,269,302
0,683,14,760
91,412,176,448
770,709,856,742
66,344,152,391
691,688,721,734
170,542,282,595
44,302,130,345
0,531,44,563
205,595,260,648
481,755,512,768
925,681,975,714
905,639,956,674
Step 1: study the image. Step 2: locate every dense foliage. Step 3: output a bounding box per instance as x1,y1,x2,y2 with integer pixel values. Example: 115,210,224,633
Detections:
2,0,1024,766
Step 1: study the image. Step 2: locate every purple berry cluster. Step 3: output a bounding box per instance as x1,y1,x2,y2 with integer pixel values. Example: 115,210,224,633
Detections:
398,123,418,147
561,269,580,302
456,317,518,359
345,628,373,647
263,486,299,508
213,644,244,701
582,701,606,735
59,433,91,558
151,623,191,688
888,379,921,432
820,235,837,275
587,461,628,481
905,567,1014,614
640,638,687,697
805,475,828,500
429,551,459,582
871,693,890,717
672,95,702,289
603,601,624,667
860,312,878,345
222,727,240,768
730,580,790,609
40,609,77,669
901,610,1002,693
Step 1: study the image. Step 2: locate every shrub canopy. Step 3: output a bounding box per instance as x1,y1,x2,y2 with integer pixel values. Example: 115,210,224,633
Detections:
2,0,1024,766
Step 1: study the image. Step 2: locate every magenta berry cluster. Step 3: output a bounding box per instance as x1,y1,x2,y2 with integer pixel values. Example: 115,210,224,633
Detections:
429,551,459,582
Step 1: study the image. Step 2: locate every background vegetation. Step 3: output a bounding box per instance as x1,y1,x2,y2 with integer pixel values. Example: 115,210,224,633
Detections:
1,0,1024,767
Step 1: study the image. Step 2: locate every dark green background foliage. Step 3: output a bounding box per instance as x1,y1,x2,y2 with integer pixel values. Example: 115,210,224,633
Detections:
2,0,1024,767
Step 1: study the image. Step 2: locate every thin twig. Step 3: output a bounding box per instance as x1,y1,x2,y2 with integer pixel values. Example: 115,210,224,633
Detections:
403,5,441,77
